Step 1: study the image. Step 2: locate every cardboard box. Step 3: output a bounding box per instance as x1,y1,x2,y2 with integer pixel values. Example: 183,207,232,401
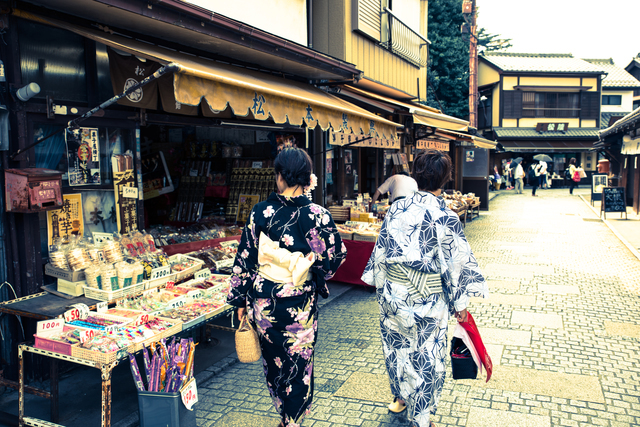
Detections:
45,263,85,282
57,278,86,297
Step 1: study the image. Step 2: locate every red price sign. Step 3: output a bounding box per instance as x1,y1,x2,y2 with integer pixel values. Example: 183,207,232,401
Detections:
166,281,175,290
64,308,81,323
80,329,96,343
180,379,198,410
134,314,150,327
37,319,64,337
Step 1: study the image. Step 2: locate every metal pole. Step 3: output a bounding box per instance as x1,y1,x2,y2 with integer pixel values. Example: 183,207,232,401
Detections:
468,0,478,129
9,64,179,160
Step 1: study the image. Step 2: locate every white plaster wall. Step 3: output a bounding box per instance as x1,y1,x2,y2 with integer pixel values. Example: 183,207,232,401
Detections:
601,89,635,113
186,0,307,45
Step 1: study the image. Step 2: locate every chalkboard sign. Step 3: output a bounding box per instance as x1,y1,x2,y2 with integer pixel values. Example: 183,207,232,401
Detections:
601,187,627,219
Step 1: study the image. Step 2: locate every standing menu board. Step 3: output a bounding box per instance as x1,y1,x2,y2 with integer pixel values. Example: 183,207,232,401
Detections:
590,174,608,205
601,187,627,219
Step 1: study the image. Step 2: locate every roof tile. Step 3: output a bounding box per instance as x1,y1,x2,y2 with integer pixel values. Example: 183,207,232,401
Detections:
494,127,600,138
583,59,640,88
481,52,606,74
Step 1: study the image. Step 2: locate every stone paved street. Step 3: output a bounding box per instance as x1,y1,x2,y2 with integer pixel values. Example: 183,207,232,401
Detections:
195,188,640,427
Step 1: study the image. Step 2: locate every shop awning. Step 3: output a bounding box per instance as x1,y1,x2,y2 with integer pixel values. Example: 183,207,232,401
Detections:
433,129,497,149
621,137,640,155
15,10,401,141
344,86,469,132
499,141,594,152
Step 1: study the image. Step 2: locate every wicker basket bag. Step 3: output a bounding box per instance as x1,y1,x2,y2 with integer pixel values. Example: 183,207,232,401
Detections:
235,315,262,363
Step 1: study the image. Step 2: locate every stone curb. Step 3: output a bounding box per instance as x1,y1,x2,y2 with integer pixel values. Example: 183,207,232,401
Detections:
579,194,640,262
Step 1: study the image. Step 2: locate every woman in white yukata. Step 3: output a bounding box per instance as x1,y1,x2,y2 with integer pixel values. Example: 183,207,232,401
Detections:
362,149,488,427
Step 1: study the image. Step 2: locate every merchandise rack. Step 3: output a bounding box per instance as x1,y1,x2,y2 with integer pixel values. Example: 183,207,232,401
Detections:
13,305,233,427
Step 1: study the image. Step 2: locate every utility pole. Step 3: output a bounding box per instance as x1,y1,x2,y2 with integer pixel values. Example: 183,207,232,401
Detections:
462,0,478,129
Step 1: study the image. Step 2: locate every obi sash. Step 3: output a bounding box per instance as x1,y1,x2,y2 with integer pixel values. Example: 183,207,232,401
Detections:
257,232,315,287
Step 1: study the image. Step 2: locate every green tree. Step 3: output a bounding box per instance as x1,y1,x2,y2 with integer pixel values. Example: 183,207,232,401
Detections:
425,0,469,119
423,0,511,120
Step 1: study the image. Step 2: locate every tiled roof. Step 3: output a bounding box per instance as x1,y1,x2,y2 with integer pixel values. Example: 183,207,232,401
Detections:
600,112,631,129
481,52,606,74
583,59,640,88
600,107,640,138
494,127,600,139
625,57,640,71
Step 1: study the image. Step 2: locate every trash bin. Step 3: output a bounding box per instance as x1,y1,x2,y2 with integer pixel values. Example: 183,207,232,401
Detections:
138,390,196,427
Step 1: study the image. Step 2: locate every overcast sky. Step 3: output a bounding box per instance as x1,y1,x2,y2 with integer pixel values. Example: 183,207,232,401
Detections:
476,0,640,67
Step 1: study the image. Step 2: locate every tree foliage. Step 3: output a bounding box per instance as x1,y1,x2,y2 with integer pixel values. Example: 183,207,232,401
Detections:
423,0,511,120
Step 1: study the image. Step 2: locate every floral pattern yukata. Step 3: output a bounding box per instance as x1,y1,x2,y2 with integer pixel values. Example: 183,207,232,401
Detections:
361,191,488,427
227,192,347,427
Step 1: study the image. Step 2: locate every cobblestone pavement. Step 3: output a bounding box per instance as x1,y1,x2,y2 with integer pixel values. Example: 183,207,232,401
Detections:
195,188,640,427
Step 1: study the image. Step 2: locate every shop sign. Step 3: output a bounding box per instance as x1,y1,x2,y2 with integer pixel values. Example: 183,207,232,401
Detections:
535,123,569,132
142,151,175,200
47,194,84,247
236,194,260,223
416,139,449,151
112,153,138,235
66,128,101,186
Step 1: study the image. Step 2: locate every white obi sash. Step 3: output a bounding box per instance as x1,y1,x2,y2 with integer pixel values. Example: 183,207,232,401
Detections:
257,232,316,287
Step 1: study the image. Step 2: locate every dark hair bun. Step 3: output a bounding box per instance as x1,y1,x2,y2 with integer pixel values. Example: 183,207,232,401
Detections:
274,148,313,188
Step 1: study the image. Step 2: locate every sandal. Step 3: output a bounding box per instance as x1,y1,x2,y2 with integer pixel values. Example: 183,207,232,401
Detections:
388,397,406,413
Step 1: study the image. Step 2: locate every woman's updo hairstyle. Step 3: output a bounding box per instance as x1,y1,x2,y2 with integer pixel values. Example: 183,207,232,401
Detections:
412,149,452,191
274,147,313,188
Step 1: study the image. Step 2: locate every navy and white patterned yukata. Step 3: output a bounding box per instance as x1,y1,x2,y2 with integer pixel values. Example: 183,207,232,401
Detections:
227,192,347,427
361,191,487,427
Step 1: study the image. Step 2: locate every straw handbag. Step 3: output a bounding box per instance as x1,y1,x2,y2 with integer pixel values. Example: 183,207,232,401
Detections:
235,315,262,363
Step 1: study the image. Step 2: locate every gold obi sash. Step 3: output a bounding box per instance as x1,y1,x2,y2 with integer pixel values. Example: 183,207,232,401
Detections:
257,232,316,287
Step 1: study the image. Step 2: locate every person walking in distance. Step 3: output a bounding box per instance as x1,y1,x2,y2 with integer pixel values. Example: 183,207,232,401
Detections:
514,161,525,194
568,157,578,195
362,150,488,427
227,148,347,427
529,162,542,196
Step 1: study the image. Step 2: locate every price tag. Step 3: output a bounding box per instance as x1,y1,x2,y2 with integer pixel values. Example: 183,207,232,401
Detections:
37,319,65,337
134,314,150,327
194,269,212,280
104,324,119,333
166,281,175,290
215,259,234,270
80,329,96,343
187,290,203,300
143,288,159,297
150,265,171,280
64,308,81,323
92,232,114,248
122,186,139,199
96,302,108,313
219,241,238,248
180,378,198,411
167,296,187,310
251,161,263,169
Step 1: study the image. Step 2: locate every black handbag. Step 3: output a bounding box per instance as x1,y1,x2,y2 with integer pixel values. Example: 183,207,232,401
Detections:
450,337,478,380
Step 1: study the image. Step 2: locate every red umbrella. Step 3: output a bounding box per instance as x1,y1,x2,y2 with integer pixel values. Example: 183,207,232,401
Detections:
456,312,493,382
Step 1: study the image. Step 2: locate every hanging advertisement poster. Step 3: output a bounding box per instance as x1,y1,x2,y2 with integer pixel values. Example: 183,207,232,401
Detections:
112,153,138,234
67,127,101,186
236,194,260,223
47,193,84,247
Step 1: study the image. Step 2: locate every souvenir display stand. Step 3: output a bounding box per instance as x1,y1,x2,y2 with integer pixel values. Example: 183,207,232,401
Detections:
0,231,237,427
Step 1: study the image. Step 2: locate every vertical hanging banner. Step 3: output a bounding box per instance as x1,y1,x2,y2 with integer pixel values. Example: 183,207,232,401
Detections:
67,128,101,186
47,193,84,247
112,153,138,234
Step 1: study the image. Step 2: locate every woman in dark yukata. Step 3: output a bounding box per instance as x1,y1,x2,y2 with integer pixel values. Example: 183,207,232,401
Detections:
226,147,347,427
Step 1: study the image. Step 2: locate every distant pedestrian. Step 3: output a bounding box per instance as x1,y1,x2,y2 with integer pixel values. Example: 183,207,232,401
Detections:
227,148,347,427
539,161,548,189
529,162,542,196
503,162,512,189
514,162,525,194
362,149,488,427
568,157,578,195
